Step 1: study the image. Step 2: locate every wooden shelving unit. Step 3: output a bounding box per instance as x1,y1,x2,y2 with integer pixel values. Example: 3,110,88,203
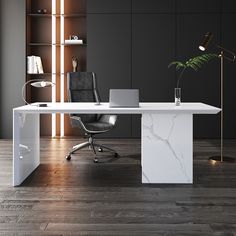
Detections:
26,0,87,136
27,14,52,17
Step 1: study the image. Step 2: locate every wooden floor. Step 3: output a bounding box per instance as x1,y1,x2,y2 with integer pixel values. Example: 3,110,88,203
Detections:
0,138,236,235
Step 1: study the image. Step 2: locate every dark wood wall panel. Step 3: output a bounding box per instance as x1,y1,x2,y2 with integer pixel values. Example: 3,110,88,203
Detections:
30,18,51,43
222,0,236,13
131,14,175,137
222,13,236,138
64,0,86,14
30,47,52,73
26,0,87,137
64,46,87,136
40,115,51,136
64,47,87,76
176,14,221,138
132,14,175,102
87,14,132,137
28,0,51,14
176,0,221,13
64,17,86,40
86,0,236,138
87,0,131,13
132,0,174,13
87,15,132,97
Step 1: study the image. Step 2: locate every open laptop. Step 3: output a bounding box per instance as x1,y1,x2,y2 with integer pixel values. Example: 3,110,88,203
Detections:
109,89,139,108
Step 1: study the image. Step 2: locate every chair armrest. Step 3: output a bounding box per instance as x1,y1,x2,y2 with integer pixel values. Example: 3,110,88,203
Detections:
70,116,90,133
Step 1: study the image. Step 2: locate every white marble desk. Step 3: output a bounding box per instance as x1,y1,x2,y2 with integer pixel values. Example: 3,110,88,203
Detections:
13,102,220,186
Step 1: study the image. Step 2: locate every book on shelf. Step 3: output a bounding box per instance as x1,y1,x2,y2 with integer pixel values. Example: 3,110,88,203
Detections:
27,56,44,74
64,39,83,44
27,56,37,74
35,56,44,73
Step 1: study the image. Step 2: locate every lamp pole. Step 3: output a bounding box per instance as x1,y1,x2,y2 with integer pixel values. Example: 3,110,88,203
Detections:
22,79,40,106
220,51,224,162
199,33,235,163
211,46,235,163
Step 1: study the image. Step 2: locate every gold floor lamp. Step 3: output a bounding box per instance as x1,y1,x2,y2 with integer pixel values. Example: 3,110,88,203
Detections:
199,32,235,163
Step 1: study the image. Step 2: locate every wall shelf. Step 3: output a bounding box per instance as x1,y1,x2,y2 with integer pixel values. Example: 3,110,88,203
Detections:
28,43,87,46
64,43,87,46
27,72,68,76
27,14,52,17
26,0,87,137
28,14,86,18
28,43,52,46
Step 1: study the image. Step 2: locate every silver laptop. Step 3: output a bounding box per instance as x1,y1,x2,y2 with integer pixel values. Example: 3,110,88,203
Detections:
109,89,139,108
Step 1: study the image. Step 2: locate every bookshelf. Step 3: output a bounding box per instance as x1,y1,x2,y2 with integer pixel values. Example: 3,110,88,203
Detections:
26,0,87,137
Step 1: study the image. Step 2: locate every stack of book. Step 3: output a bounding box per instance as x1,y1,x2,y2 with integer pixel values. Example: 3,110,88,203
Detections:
27,56,44,74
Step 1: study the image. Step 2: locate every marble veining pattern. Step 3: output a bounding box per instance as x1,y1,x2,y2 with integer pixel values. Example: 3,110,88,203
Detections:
144,114,189,181
142,113,193,183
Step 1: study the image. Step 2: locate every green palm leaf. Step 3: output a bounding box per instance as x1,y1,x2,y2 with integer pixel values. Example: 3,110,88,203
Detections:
168,61,186,69
169,53,217,72
168,53,218,88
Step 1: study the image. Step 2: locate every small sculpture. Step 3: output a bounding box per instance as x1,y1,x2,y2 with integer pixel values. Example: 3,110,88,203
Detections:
37,9,47,14
72,56,78,72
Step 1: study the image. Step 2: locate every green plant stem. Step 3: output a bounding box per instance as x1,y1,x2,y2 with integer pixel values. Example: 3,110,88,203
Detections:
176,67,186,88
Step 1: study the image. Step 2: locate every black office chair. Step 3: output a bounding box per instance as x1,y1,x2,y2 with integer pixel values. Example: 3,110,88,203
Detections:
66,72,118,163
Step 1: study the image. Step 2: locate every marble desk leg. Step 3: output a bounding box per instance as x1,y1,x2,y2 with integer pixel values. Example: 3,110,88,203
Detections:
13,111,40,186
142,113,193,184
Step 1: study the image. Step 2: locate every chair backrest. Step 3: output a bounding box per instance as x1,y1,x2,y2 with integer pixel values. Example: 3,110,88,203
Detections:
67,72,100,123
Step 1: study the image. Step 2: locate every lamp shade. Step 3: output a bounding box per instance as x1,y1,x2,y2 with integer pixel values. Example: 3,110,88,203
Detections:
22,79,55,106
199,32,213,51
31,81,54,88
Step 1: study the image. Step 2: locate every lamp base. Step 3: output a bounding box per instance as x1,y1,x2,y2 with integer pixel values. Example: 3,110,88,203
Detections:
38,104,48,107
209,156,235,163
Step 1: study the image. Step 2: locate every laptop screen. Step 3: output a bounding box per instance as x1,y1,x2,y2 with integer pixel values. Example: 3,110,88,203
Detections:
109,89,139,107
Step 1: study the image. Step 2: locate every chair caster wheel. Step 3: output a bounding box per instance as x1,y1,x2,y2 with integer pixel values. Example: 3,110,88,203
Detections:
114,153,118,157
98,147,103,152
94,158,98,163
66,155,71,161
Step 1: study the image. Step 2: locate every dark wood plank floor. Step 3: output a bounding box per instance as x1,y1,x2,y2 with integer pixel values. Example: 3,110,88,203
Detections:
0,138,236,235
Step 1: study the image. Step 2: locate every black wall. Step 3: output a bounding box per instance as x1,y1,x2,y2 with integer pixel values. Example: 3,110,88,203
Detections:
87,0,236,138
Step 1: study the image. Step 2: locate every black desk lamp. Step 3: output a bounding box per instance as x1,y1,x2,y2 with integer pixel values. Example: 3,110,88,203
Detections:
199,32,236,163
22,79,55,107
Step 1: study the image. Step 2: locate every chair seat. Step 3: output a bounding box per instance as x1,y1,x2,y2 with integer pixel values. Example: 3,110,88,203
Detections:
85,122,114,132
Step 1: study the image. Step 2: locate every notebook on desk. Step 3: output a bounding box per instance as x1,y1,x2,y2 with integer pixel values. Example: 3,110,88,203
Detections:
109,89,139,108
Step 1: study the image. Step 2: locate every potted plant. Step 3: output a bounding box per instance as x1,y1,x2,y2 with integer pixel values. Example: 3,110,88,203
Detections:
168,53,217,106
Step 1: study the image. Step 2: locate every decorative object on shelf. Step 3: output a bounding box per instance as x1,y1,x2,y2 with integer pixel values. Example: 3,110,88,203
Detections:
69,35,79,40
27,55,44,74
168,53,217,106
199,32,236,163
22,79,55,107
72,56,78,72
37,9,47,14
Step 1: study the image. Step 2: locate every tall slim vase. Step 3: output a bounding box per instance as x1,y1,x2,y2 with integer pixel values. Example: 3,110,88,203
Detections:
175,88,181,106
